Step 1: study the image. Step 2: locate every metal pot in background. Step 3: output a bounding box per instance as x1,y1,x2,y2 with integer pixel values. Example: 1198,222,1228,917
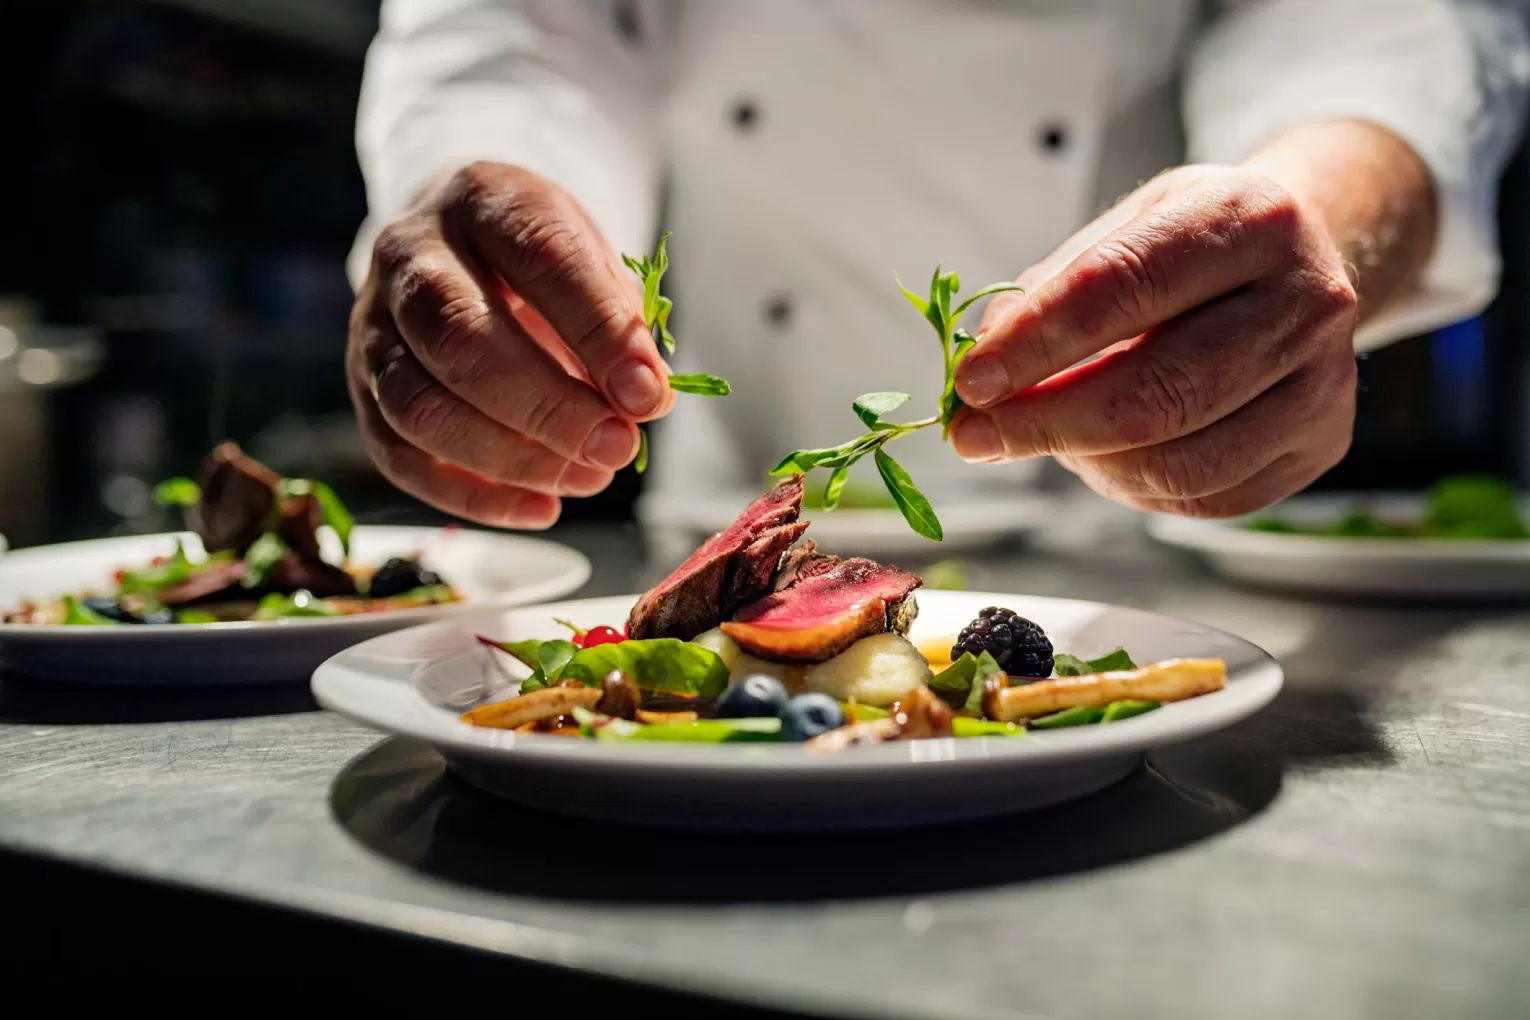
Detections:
0,297,102,547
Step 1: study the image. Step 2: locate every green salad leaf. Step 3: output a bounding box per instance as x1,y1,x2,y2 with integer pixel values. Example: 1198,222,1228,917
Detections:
252,591,337,619
175,609,219,624
1053,648,1138,677
61,595,120,626
929,650,1005,714
560,638,730,697
241,532,289,589
278,478,355,556
1030,705,1107,729
153,477,201,507
951,718,1026,738
667,373,732,396
117,541,233,597
772,263,1022,540
1423,475,1528,539
1101,699,1160,723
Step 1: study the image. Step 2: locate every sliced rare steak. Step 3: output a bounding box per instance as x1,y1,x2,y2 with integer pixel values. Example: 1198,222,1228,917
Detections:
627,475,805,640
156,560,249,606
190,442,280,555
264,554,359,598
720,558,922,663
276,493,326,563
772,539,841,591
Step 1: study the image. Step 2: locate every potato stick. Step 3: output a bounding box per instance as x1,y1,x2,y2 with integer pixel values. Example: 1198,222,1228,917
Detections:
984,658,1226,722
461,685,601,729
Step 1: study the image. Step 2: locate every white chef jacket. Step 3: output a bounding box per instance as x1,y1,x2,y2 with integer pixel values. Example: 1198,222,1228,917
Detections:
350,0,1530,502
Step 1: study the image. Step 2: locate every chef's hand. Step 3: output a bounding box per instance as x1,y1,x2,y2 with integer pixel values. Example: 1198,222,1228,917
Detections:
950,121,1436,518
347,162,673,528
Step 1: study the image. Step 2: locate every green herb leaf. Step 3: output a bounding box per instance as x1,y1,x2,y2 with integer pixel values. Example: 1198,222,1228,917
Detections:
484,638,546,671
553,618,587,639
1101,699,1160,723
874,448,943,541
1422,475,1528,539
1053,648,1138,677
951,327,978,362
116,541,230,597
625,232,678,355
951,282,1023,321
634,428,649,474
654,294,676,356
896,275,930,316
951,717,1026,738
537,639,579,686
61,595,120,626
241,532,288,589
559,638,730,697
770,437,868,476
840,701,890,721
1029,705,1107,729
252,590,337,619
153,477,201,507
852,391,912,429
821,465,850,511
667,373,732,396
175,609,219,624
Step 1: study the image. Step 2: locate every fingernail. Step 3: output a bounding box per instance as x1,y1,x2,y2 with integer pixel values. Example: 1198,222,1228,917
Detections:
956,355,1011,408
582,418,635,469
608,358,663,417
951,414,1005,462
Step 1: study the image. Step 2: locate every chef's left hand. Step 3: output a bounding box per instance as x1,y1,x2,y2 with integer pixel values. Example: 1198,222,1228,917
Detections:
950,163,1361,518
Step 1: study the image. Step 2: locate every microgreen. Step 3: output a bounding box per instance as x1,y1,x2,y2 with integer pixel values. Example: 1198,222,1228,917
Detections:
277,478,355,557
153,477,201,507
621,232,732,473
772,264,1022,539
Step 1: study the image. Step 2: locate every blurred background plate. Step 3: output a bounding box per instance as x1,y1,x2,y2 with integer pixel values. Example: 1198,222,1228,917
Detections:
1147,492,1530,598
0,525,590,685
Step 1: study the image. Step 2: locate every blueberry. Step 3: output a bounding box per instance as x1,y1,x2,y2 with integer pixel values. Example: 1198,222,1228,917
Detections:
84,596,139,623
778,693,845,742
714,673,789,719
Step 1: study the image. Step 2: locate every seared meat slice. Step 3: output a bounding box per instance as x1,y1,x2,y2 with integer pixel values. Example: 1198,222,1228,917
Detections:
264,553,358,598
627,476,805,640
155,560,249,606
276,493,326,563
190,443,280,555
772,539,841,591
721,558,922,663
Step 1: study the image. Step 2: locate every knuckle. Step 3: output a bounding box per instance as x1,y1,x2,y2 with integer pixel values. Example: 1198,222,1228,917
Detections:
1139,443,1214,501
1307,269,1359,328
446,160,512,209
1088,234,1166,327
506,214,586,287
1109,350,1206,445
372,220,419,278
420,301,496,385
392,378,467,453
520,385,583,448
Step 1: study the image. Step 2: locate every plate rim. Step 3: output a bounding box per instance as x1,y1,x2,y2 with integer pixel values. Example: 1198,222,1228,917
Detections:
312,590,1284,774
0,525,591,641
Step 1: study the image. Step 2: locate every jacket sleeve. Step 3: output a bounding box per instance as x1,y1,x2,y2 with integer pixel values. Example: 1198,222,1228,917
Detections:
1185,0,1530,351
349,0,665,290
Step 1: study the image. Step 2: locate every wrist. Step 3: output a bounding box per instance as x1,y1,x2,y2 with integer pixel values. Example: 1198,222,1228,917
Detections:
1241,119,1438,319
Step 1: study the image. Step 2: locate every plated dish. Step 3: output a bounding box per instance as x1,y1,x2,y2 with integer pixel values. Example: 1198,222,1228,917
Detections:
4,444,461,626
313,479,1281,827
1149,485,1530,599
1246,475,1527,540
464,476,1225,750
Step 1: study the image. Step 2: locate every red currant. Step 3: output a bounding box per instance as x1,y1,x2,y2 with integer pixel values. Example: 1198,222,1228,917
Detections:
581,625,625,648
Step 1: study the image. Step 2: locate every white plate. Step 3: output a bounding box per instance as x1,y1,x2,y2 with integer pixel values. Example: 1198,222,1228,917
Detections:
0,526,590,684
1147,493,1530,598
637,490,1055,560
312,591,1282,829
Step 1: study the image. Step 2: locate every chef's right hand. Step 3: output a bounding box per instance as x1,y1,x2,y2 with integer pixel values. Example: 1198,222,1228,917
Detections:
346,162,673,529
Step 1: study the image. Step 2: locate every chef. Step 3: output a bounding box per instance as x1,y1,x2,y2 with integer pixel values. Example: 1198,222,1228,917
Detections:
346,0,1529,530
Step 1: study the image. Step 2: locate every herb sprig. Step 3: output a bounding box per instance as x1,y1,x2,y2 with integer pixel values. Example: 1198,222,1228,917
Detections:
621,232,731,473
771,265,1022,539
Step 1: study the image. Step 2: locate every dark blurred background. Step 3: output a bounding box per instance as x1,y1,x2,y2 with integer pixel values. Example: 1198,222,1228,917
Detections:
1,0,1526,547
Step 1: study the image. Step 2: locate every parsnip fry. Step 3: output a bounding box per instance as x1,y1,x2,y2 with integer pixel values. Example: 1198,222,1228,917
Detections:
984,658,1226,723
461,685,601,730
636,709,699,725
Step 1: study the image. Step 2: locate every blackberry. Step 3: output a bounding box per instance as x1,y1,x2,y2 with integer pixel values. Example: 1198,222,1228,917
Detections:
367,557,441,599
952,606,1053,679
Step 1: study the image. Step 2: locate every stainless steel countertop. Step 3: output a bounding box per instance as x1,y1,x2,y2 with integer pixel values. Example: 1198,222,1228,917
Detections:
3,501,1529,1019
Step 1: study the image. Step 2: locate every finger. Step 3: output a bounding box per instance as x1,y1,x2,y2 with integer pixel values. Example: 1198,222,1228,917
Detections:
1056,363,1353,502
957,174,1303,408
440,162,675,420
1105,440,1347,520
949,279,1346,461
347,370,563,530
372,219,641,471
371,345,614,498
